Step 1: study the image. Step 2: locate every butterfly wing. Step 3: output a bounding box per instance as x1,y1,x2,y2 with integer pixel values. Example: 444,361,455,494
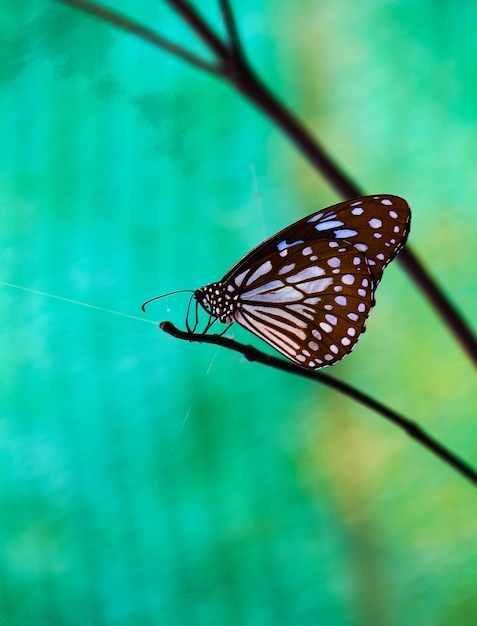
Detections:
197,195,411,369
224,195,411,288
230,239,374,368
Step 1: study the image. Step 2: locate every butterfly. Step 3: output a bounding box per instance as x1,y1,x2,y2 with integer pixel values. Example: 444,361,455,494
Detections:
150,195,411,369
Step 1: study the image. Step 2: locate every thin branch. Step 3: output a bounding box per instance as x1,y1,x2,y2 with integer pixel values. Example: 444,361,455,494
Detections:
164,0,229,62
53,0,223,76
398,247,477,366
230,65,363,197
218,0,247,63
161,321,477,488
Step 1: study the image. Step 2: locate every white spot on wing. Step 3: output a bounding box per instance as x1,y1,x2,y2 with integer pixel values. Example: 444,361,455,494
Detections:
313,220,345,231
235,269,250,287
287,266,325,283
300,278,334,294
245,260,273,286
368,218,382,229
334,229,358,238
278,263,296,275
241,281,301,302
277,239,304,251
308,211,336,223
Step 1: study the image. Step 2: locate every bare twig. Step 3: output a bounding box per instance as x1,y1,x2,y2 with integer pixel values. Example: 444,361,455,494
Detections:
161,321,477,488
218,0,247,63
53,0,223,76
164,0,229,62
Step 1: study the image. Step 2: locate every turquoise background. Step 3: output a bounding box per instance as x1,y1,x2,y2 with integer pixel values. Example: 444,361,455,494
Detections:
2,1,477,624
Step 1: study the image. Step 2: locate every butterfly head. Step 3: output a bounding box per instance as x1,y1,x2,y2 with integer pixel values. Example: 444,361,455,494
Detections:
194,282,237,324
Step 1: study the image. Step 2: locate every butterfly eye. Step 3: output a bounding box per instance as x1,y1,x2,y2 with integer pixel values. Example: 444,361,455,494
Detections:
192,195,410,369
194,288,205,303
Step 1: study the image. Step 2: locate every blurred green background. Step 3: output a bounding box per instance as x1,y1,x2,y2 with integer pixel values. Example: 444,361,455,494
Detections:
2,1,477,624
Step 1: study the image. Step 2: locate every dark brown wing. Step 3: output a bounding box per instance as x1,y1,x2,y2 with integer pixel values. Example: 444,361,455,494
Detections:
223,195,411,288
230,239,374,368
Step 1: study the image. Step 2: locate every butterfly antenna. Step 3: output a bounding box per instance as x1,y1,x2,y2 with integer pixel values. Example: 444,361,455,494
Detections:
141,289,194,312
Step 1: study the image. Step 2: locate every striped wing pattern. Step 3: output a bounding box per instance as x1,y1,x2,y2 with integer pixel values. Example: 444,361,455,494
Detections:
195,195,411,369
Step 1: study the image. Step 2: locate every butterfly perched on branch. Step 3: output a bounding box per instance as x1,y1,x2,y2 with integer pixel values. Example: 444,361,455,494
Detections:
147,196,411,369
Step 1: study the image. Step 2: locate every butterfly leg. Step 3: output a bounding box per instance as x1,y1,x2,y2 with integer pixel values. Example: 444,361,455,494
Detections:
185,294,198,333
202,315,219,334
217,322,233,337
